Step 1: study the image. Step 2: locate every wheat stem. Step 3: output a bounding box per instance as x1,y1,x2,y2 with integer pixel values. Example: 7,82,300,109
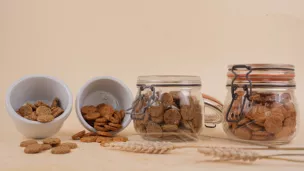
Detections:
264,156,304,163
242,147,304,151
176,145,304,152
105,141,304,164
208,157,304,164
198,146,304,163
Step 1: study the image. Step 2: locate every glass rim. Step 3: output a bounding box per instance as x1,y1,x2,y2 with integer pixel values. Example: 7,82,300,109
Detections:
137,75,201,85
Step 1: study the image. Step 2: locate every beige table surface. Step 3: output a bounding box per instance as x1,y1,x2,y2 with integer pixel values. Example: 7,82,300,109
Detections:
1,0,304,170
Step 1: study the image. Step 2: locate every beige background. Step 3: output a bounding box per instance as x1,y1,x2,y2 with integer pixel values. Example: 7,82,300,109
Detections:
1,0,304,170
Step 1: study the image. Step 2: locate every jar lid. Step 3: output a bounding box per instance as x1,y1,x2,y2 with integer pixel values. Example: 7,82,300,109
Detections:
227,64,295,87
137,75,201,86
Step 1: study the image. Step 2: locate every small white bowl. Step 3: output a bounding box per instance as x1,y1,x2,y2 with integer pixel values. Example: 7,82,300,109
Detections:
76,76,133,134
5,75,73,139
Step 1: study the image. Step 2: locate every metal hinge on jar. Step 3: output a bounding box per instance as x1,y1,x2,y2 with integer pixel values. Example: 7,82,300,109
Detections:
125,85,158,120
226,65,253,122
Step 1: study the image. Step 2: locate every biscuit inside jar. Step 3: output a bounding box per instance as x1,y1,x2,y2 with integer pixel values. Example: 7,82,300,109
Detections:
133,91,203,141
225,91,297,142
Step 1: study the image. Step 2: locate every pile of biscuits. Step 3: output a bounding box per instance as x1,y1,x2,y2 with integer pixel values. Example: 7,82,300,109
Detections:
81,104,125,133
226,92,297,141
133,91,203,141
20,138,77,154
71,130,128,146
16,98,64,123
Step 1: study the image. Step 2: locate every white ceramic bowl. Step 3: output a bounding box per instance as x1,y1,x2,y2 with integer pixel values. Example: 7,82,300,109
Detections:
76,76,133,134
5,75,73,139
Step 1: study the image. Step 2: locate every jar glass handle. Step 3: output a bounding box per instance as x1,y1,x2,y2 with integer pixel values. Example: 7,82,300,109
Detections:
202,93,223,128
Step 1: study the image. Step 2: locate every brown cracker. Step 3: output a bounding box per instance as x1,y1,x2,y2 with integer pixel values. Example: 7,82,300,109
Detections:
270,107,285,121
146,121,163,138
284,102,296,113
94,122,107,127
161,93,174,107
51,146,71,154
24,144,42,154
61,142,78,149
40,144,52,151
100,139,113,147
72,130,85,140
37,114,54,123
98,104,114,117
36,106,52,116
84,112,101,120
164,109,181,125
180,105,194,121
80,136,98,142
148,105,164,117
35,101,49,108
96,137,112,143
284,117,296,127
84,132,98,137
238,118,251,125
108,123,122,128
264,116,283,134
94,125,108,131
234,127,252,140
20,140,38,147
95,117,108,123
161,124,178,132
104,125,119,131
275,127,295,139
113,136,128,142
150,115,164,124
109,116,120,124
51,107,64,118
51,97,60,108
119,110,125,120
81,105,97,115
25,102,37,111
246,105,267,122
246,123,263,131
18,105,33,117
24,112,38,121
43,138,61,146
97,131,113,137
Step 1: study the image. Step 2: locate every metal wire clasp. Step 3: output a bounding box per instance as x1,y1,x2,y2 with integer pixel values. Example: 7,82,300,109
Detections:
225,65,252,122
125,85,158,120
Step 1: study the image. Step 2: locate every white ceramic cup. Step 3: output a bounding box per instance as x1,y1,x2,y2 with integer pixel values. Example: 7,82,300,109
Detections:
5,75,73,139
76,76,133,134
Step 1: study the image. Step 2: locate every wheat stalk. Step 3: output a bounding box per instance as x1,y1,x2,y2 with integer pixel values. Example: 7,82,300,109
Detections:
104,140,304,155
104,141,203,154
104,141,304,163
197,146,304,163
104,141,175,154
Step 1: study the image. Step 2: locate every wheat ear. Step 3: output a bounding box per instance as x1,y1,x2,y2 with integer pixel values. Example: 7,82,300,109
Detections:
104,141,175,154
104,141,205,154
197,146,304,163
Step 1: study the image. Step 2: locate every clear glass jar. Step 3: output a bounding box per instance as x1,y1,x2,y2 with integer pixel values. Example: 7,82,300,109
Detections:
131,75,222,141
222,64,298,144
